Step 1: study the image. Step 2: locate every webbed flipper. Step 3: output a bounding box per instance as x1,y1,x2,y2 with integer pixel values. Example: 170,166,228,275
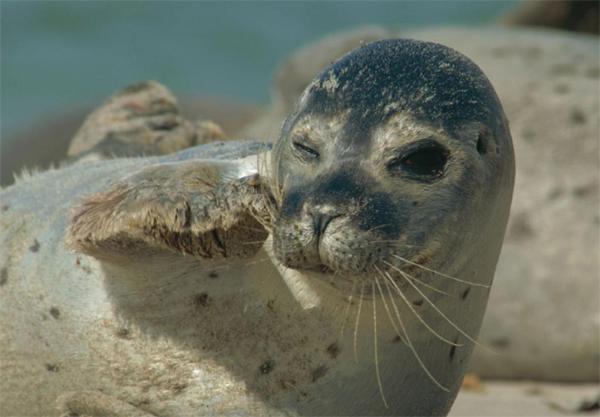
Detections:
67,157,274,262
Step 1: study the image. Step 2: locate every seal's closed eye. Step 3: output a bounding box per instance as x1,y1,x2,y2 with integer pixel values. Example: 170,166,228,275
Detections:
292,139,320,160
387,139,449,181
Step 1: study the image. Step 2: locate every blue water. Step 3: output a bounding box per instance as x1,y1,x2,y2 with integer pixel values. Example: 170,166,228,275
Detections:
1,1,517,137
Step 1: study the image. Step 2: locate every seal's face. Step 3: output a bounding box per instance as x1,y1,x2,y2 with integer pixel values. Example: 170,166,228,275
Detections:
271,39,514,287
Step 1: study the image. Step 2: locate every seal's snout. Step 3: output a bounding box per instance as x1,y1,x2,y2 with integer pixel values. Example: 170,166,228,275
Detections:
307,204,342,238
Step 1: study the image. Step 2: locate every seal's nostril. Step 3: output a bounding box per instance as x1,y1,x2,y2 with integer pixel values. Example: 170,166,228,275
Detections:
309,207,341,237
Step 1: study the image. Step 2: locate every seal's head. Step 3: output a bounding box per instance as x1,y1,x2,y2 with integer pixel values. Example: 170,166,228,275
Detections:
271,39,514,288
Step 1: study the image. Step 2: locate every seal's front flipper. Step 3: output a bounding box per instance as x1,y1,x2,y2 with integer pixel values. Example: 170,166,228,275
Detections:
67,81,225,160
67,158,274,262
58,391,156,417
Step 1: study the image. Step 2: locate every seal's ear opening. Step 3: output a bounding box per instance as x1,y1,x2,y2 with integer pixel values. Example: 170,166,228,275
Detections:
66,160,272,263
476,131,488,156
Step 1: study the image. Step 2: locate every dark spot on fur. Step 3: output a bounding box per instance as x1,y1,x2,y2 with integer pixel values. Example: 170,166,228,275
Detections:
0,268,7,286
412,299,423,306
45,363,60,372
29,239,40,252
476,131,488,155
449,337,459,362
412,200,419,206
172,382,187,394
326,342,340,358
115,328,131,339
311,365,328,382
267,299,276,311
461,287,471,300
193,293,211,307
75,257,92,274
570,108,587,125
208,271,218,279
49,307,60,319
259,359,275,375
490,337,510,348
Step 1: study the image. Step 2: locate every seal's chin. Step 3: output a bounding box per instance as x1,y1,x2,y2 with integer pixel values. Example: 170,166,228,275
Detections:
272,228,388,277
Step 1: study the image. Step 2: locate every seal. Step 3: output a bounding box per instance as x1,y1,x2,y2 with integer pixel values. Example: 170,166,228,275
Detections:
0,39,514,416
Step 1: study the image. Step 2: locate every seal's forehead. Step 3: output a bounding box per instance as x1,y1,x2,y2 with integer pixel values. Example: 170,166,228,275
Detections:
298,38,506,140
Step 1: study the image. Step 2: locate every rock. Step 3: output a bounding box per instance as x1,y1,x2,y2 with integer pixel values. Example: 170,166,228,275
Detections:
245,26,600,382
499,0,599,35
450,381,600,416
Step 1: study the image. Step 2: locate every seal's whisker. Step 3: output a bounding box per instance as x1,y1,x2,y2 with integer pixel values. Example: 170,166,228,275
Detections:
382,270,461,347
256,150,281,222
234,225,268,233
399,270,495,353
353,282,365,364
278,173,291,207
377,271,449,392
384,261,453,297
373,266,408,346
248,209,274,234
404,273,454,297
339,278,356,338
256,145,281,203
254,200,276,229
372,280,389,409
391,254,491,288
364,223,392,234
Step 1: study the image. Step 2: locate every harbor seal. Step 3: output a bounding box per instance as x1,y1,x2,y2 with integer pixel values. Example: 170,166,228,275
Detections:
0,39,514,416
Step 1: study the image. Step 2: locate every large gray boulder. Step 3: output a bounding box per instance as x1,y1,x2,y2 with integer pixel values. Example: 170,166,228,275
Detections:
243,26,600,382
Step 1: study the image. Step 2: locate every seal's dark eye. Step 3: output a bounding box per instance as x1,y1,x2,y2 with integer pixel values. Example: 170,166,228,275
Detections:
292,141,320,159
388,140,448,180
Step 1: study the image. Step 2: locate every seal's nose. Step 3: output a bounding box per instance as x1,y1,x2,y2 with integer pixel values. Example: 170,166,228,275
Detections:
308,206,341,237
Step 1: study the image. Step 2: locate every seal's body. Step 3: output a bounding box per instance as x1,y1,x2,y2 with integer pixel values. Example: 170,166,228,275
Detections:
0,39,514,416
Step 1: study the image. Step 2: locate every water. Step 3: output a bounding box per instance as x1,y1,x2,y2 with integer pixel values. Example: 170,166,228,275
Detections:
1,1,517,137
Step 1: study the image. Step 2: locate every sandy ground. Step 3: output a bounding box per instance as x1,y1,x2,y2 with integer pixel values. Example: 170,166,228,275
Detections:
451,379,599,416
